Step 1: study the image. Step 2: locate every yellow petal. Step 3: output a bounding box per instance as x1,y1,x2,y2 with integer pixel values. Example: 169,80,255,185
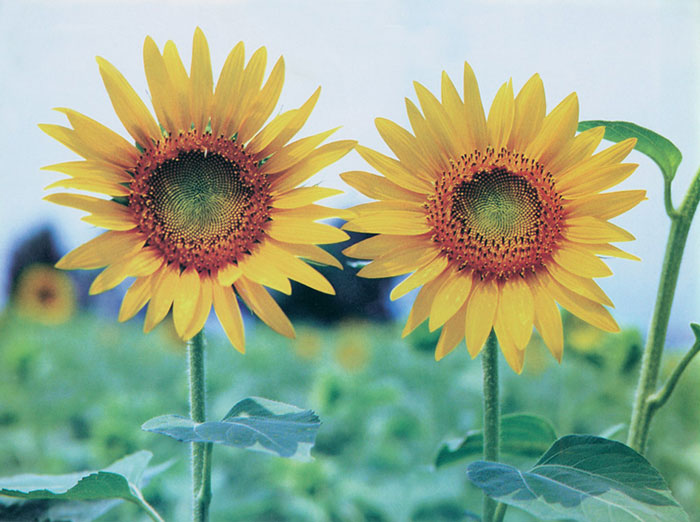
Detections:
42,160,132,183
536,271,619,333
119,273,157,322
530,279,563,362
342,233,418,259
238,249,292,295
273,204,353,221
162,40,191,131
282,242,343,269
190,27,213,132
267,217,349,244
229,47,267,134
465,277,499,358
435,300,468,361
508,73,545,151
402,268,452,337
273,187,343,209
557,137,637,181
499,277,534,350
263,127,338,174
89,248,162,294
340,171,426,203
413,81,459,159
212,283,245,353
551,243,612,278
53,108,139,168
525,92,578,165
211,41,245,137
270,140,356,193
143,264,179,333
45,193,134,229
355,145,434,195
590,243,640,261
564,190,646,220
428,270,474,330
440,71,471,152
487,79,514,151
358,243,441,279
173,268,202,338
82,211,136,231
264,239,335,294
545,262,613,306
96,56,161,146
390,255,449,301
563,217,635,243
547,126,605,175
89,260,131,295
404,98,451,172
238,56,285,143
342,211,430,235
493,305,525,374
375,117,435,181
56,231,144,270
45,177,130,197
234,277,295,338
462,61,488,151
558,163,638,198
183,275,213,340
143,36,179,133
218,263,243,286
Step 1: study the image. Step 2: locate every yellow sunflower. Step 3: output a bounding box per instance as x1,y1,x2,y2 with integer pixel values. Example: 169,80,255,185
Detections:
14,264,76,325
40,29,355,352
342,63,644,373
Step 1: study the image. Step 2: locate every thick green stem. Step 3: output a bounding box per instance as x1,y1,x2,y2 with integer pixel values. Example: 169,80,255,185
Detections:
188,331,211,522
482,331,500,522
627,166,700,453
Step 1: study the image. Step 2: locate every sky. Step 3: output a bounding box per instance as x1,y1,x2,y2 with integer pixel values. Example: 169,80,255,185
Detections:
1,0,698,345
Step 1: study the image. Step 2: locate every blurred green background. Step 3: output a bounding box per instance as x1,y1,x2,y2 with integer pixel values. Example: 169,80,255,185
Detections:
1,269,699,521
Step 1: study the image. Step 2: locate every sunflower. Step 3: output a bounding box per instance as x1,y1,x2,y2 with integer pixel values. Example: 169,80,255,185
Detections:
14,264,76,325
342,63,643,373
40,29,355,351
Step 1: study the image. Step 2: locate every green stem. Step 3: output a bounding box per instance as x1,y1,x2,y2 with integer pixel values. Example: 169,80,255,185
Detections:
482,330,500,522
494,502,508,522
627,166,700,453
188,331,211,522
647,332,700,416
133,489,166,522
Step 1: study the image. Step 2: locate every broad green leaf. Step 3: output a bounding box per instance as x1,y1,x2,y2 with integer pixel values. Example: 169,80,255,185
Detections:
435,414,556,468
467,435,689,521
142,396,321,461
0,451,165,521
578,120,682,182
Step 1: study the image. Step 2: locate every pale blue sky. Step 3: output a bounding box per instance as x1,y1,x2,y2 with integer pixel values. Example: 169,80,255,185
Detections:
1,0,698,345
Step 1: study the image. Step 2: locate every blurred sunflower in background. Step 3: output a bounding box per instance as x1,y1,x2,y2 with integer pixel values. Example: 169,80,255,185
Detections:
41,28,355,352
14,264,76,325
343,63,643,373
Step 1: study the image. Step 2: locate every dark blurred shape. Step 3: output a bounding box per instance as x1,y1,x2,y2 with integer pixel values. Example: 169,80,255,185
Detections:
8,226,60,298
278,226,395,324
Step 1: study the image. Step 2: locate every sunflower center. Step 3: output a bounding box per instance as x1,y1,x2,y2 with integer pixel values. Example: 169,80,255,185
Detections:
130,131,271,273
426,148,564,279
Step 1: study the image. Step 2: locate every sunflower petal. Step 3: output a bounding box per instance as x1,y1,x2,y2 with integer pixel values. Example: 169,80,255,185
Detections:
358,243,441,279
190,27,213,132
487,79,515,151
273,187,343,209
551,243,612,278
526,92,578,165
234,277,295,338
211,41,245,137
119,273,157,322
212,283,245,353
428,270,474,330
465,277,499,357
183,275,213,340
143,264,179,333
435,300,468,361
390,255,449,300
96,56,161,146
162,41,191,131
563,217,635,243
342,211,429,235
238,249,292,294
173,268,202,337
56,231,144,270
564,190,646,220
531,279,563,362
375,117,435,181
462,61,488,151
402,268,452,337
143,36,179,133
282,243,343,269
508,73,545,151
493,305,525,374
340,171,426,203
265,239,335,294
546,262,613,306
267,218,349,244
499,277,534,350
238,56,285,143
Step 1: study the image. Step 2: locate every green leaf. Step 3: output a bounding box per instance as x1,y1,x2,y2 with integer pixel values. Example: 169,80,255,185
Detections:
142,396,321,461
578,120,682,182
467,434,689,521
435,414,556,468
0,451,166,521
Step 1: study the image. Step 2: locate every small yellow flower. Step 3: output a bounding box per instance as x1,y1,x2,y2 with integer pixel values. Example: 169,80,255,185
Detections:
41,29,355,352
343,63,643,373
14,264,76,325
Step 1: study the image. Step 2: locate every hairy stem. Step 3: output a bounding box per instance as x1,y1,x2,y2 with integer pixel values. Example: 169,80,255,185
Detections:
482,331,500,522
188,331,211,522
627,166,700,453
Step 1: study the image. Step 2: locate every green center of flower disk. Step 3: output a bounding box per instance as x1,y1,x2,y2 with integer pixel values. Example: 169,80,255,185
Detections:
426,148,563,279
130,132,271,272
452,168,541,240
149,150,250,241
